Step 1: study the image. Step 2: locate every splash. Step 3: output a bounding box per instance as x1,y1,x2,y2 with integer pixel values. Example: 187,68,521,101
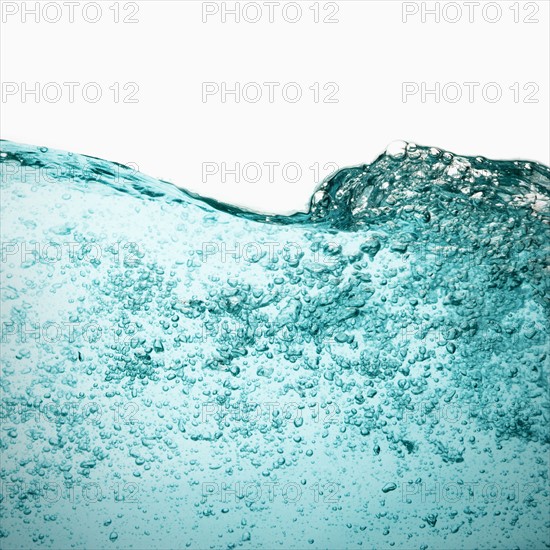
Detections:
0,140,548,549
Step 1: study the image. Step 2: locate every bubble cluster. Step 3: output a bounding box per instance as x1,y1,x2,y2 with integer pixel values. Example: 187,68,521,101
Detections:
0,140,548,548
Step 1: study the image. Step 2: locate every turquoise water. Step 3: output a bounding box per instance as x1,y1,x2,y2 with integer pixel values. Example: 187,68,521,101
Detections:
0,139,548,549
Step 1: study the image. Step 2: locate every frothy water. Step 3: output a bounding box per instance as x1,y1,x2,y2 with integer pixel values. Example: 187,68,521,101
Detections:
0,140,549,549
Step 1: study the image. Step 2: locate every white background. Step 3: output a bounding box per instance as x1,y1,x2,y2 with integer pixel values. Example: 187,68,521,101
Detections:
1,0,549,213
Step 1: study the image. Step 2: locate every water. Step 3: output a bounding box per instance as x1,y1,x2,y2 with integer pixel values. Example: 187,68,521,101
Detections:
0,139,548,549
